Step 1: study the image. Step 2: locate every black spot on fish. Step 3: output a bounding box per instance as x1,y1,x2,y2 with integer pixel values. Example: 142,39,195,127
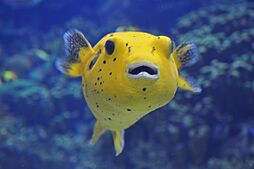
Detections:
144,97,147,100
148,106,151,108
108,117,112,120
89,51,101,70
97,77,100,80
142,88,147,92
152,47,156,54
98,69,102,72
100,82,102,85
109,72,112,75
103,60,106,64
109,34,114,37
128,47,131,53
101,89,103,92
127,108,131,112
126,43,128,47
107,98,111,101
95,82,97,86
113,58,117,62
157,37,160,39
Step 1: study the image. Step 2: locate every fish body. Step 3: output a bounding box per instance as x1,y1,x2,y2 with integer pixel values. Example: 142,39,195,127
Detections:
57,29,200,155
83,32,178,130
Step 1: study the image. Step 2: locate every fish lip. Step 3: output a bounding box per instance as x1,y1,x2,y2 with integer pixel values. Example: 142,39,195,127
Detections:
126,62,160,80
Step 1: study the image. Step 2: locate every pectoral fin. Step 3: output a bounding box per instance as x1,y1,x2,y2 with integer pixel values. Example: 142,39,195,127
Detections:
178,75,201,93
173,42,199,69
56,29,94,77
90,121,106,144
112,130,125,156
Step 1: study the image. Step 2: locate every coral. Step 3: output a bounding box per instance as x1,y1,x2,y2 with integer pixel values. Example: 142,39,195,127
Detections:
207,157,254,169
1,49,52,81
0,112,98,169
0,80,54,126
168,3,254,168
173,3,254,64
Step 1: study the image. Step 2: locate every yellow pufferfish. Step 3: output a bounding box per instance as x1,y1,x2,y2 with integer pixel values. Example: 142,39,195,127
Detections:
56,29,201,156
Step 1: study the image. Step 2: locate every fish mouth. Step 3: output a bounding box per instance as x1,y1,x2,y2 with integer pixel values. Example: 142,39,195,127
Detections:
126,62,159,79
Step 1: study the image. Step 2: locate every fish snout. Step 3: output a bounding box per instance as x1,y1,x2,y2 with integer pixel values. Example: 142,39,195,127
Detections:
126,62,160,80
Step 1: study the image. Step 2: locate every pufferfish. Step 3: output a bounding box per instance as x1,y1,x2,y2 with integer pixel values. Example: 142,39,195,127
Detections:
56,29,200,156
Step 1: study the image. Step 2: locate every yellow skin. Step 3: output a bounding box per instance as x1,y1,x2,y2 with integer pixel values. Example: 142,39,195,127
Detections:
82,32,177,130
57,30,200,156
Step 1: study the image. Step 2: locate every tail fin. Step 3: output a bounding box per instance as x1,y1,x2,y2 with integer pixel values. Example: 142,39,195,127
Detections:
56,29,93,77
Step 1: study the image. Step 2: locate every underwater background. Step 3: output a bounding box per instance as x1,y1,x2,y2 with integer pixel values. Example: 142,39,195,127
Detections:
0,0,254,168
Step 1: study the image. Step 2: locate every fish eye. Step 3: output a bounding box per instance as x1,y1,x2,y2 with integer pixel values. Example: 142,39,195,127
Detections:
105,40,115,55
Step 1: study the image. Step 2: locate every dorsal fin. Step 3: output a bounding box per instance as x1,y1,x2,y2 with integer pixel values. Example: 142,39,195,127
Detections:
173,42,199,69
56,29,93,77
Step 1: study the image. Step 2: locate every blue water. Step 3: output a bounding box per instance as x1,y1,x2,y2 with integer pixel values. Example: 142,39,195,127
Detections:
0,0,253,169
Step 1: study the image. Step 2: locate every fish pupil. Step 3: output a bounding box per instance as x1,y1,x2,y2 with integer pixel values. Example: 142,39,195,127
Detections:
105,40,115,55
